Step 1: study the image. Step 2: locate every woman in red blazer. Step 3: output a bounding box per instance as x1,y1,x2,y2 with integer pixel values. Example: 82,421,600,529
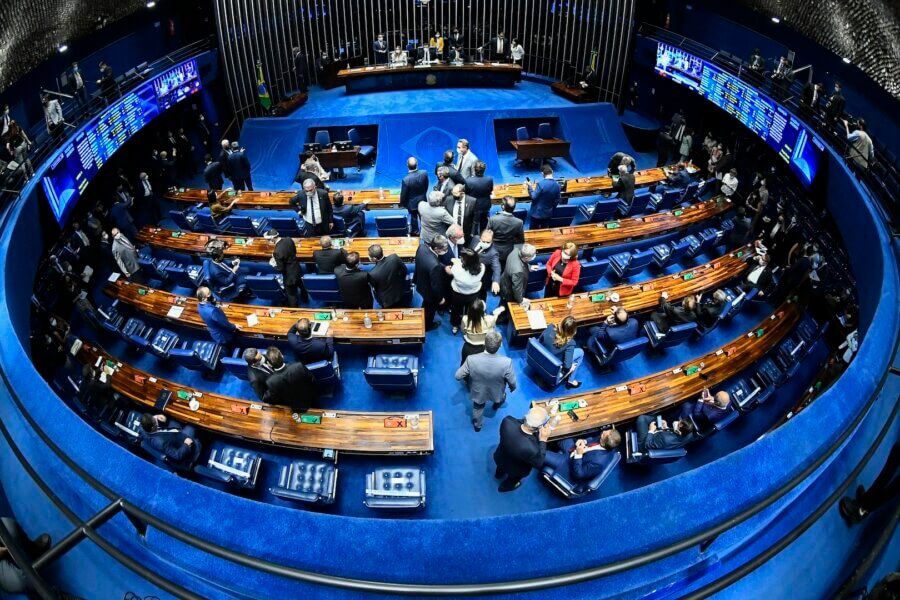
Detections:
545,242,581,297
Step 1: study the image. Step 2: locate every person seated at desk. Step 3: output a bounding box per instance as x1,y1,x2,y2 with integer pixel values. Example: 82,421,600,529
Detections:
243,348,273,401
390,46,408,66
313,235,348,274
291,178,333,236
679,388,732,429
332,192,367,237
368,244,409,309
613,164,635,216
81,363,116,416
662,162,691,189
636,414,696,452
139,413,202,469
740,251,776,297
587,307,639,353
204,247,250,300
335,251,374,309
545,242,581,298
196,286,240,345
209,194,239,224
540,316,584,389
262,347,317,421
294,153,329,187
650,291,698,333
287,317,335,364
696,289,729,327
542,430,622,481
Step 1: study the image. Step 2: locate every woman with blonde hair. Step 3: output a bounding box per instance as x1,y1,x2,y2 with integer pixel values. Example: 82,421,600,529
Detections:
539,315,584,388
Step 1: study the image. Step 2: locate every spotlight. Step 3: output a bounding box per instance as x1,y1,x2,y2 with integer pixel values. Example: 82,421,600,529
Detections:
771,16,781,23
57,44,68,53
842,57,851,64
146,0,156,7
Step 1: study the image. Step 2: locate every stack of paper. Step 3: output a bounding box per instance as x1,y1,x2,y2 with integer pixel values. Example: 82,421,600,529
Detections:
526,310,547,330
166,306,184,319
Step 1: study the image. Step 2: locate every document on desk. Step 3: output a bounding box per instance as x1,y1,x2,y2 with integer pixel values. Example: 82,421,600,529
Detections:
526,310,547,330
246,313,259,327
166,305,184,319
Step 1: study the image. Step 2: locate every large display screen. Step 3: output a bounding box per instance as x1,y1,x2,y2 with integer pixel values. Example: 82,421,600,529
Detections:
655,42,824,187
40,59,201,224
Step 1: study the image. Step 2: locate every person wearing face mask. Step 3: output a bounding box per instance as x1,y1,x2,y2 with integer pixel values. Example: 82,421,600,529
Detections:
544,242,581,298
415,235,451,330
373,34,389,64
469,229,501,300
196,286,241,345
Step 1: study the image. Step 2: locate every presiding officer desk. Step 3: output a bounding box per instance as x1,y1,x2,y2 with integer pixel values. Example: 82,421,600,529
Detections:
509,245,754,337
336,62,522,93
532,301,802,440
140,197,732,261
163,164,698,210
77,343,434,455
104,279,426,345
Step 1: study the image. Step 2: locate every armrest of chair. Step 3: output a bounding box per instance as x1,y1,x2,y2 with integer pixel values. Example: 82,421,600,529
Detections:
193,465,233,484
541,465,578,496
269,487,323,503
585,451,621,491
646,447,687,460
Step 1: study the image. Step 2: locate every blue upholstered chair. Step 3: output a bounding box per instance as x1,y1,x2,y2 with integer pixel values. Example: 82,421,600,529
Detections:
98,303,125,335
516,126,529,142
537,122,553,140
643,321,698,350
307,351,341,386
725,287,758,319
727,376,769,412
796,315,822,345
221,348,250,380
694,300,733,338
680,181,700,204
579,198,620,224
110,409,144,444
169,340,223,373
586,335,649,368
688,405,739,438
625,428,687,464
609,248,655,279
576,258,609,290
246,273,285,302
756,356,786,387
548,204,578,228
137,256,173,284
364,468,426,510
375,215,409,237
513,208,528,223
314,130,332,148
331,215,347,236
226,215,269,237
267,217,306,238
686,227,719,257
302,274,341,304
774,336,805,377
195,212,228,233
623,188,651,216
120,317,152,349
363,355,419,392
149,328,180,359
525,263,547,295
650,188,682,212
348,127,375,164
270,460,338,505
164,264,203,289
541,449,620,499
168,209,198,231
194,446,262,490
525,338,587,386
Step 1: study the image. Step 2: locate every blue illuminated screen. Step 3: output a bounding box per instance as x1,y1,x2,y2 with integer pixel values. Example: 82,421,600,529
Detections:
41,59,202,224
654,42,824,187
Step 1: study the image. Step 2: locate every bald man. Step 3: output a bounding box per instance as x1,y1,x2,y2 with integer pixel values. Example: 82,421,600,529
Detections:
679,389,732,430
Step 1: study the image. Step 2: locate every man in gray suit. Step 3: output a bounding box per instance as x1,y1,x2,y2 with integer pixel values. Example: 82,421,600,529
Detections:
418,190,454,245
455,331,517,431
455,138,479,180
110,228,142,281
487,196,525,265
497,243,536,322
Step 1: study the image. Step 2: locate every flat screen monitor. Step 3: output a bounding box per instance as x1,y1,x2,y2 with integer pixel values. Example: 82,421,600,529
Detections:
40,58,202,224
654,42,824,187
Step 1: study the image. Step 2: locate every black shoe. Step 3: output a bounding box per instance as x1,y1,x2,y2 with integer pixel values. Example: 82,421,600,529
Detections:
426,319,442,331
839,497,865,525
499,480,522,493
473,422,482,432
565,379,582,389
494,467,504,479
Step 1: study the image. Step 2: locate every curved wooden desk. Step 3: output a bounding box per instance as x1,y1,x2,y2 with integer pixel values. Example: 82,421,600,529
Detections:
163,164,698,209
337,63,522,93
78,344,434,455
509,245,754,337
104,279,425,345
141,197,732,261
137,227,420,262
532,301,802,440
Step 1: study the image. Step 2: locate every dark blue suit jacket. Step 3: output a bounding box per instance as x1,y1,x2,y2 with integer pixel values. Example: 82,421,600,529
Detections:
197,301,237,344
142,427,199,466
591,317,639,348
465,175,495,212
529,178,561,219
227,150,252,181
287,324,335,364
560,438,616,482
414,244,445,302
204,259,238,295
400,170,430,211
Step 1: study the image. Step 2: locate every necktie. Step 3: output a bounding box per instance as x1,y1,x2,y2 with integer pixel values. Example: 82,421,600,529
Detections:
456,153,463,170
455,200,463,227
144,181,152,195
306,194,320,224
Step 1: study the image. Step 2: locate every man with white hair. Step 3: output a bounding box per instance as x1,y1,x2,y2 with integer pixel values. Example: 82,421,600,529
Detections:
612,162,635,216
497,243,537,321
226,140,254,191
290,178,333,236
456,331,516,431
493,406,551,492
218,139,231,181
418,190,454,245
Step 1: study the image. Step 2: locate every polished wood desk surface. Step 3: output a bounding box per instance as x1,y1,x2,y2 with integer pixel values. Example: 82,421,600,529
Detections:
78,343,434,455
164,163,697,209
315,146,360,170
137,226,420,262
509,245,755,336
337,63,522,79
532,301,802,440
510,138,572,161
522,196,732,253
104,279,426,345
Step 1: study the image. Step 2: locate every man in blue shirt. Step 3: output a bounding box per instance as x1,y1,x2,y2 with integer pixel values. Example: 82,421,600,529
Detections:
527,165,561,229
587,307,639,354
196,286,239,345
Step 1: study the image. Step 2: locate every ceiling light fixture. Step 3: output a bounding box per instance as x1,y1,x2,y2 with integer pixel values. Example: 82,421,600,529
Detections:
57,44,68,53
146,1,156,7
771,16,781,23
842,57,851,64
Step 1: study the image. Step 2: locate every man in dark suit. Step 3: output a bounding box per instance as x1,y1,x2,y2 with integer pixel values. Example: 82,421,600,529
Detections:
728,206,753,247
331,192,366,236
587,307,639,354
135,171,161,224
415,235,449,330
493,407,550,492
97,60,117,103
541,430,622,482
636,414,696,452
139,413,201,469
176,128,197,175
444,183,477,244
368,244,409,308
400,157,429,235
226,141,253,191
527,165,561,229
109,190,138,241
487,196,525,265
203,154,225,190
243,348,273,400
294,158,326,188
81,364,116,416
435,150,466,185
287,318,335,364
612,164,636,217
696,289,728,328
465,160,494,234
489,31,510,62
262,347,317,420
470,230,501,299
740,252,776,298
824,82,845,124
312,236,347,274
650,291,698,333
801,82,824,114
265,229,305,306
159,151,177,191
679,389,732,430
291,179,333,235
373,34,389,65
335,252,373,309
218,140,232,181
292,47,309,92
449,29,465,55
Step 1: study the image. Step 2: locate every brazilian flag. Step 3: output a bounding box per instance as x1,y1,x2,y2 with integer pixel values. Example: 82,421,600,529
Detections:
257,61,271,110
